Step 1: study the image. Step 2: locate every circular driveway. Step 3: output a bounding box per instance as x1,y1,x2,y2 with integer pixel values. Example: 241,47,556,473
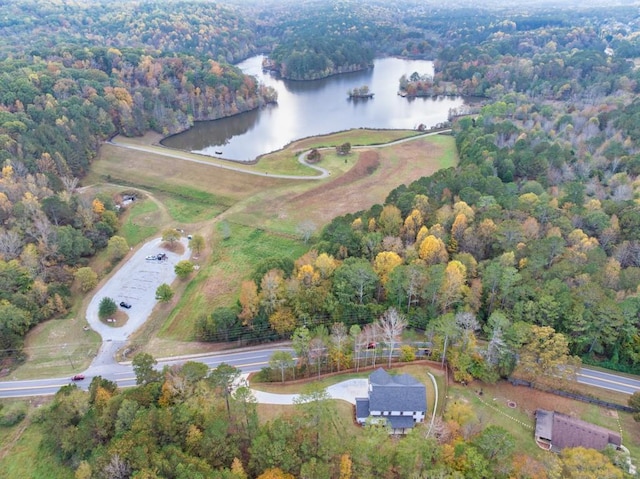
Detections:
86,237,191,369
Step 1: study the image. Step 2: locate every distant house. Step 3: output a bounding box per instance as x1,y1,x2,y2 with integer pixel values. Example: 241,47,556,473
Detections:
355,368,427,434
535,409,622,452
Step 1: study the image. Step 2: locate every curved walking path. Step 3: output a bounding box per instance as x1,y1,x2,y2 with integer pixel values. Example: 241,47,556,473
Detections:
109,129,449,181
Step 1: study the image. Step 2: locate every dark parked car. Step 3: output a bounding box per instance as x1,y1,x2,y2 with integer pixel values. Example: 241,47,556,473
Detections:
119,301,132,309
71,374,85,381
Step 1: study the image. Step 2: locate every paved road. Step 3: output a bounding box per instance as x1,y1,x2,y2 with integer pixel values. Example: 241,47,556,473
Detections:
0,348,281,398
577,367,640,395
108,139,330,180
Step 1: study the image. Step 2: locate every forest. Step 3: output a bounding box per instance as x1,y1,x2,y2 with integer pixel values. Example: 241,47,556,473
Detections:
1,0,640,477
27,358,626,479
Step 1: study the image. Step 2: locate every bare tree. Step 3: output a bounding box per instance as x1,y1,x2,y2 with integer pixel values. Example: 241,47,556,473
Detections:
455,311,480,352
309,337,327,378
297,220,317,243
60,176,78,194
0,230,23,260
377,307,407,367
103,454,130,479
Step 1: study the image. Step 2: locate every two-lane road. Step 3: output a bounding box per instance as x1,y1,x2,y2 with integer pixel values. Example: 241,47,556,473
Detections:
577,367,640,395
0,348,282,398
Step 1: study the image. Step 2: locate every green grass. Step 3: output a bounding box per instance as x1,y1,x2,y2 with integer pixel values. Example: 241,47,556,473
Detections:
161,193,225,223
158,223,309,341
120,199,159,246
256,129,423,174
0,420,72,479
449,384,542,458
11,316,100,380
427,134,458,168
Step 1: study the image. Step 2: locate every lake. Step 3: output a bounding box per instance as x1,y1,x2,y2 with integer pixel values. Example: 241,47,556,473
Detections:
162,56,466,162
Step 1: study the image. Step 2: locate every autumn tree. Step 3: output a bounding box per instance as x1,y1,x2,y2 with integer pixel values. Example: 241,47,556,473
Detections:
269,307,297,336
561,447,622,479
330,322,349,371
419,235,448,265
238,280,259,327
75,267,98,292
107,235,129,261
373,250,403,286
257,468,295,479
514,325,581,386
439,260,467,313
377,204,403,236
261,269,287,315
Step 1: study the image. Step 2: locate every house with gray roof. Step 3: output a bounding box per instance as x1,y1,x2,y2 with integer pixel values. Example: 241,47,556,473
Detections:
535,409,622,452
355,368,427,434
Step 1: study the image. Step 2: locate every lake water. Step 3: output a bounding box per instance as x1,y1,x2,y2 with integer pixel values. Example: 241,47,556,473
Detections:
162,56,465,162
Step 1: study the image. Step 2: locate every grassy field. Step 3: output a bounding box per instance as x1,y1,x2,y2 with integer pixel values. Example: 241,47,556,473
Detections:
0,398,72,479
14,129,458,373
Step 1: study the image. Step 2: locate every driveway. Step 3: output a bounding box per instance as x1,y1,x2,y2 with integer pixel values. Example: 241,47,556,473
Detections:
249,379,369,405
86,237,191,371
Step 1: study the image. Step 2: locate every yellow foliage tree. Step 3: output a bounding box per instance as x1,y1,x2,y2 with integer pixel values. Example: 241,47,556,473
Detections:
231,457,248,479
378,204,403,236
315,253,337,279
185,424,203,455
419,235,448,265
561,447,622,479
269,307,297,335
238,280,259,327
297,263,320,287
415,225,429,247
257,468,295,479
453,200,474,221
339,454,353,479
373,251,403,285
75,461,92,479
451,213,468,241
439,260,467,313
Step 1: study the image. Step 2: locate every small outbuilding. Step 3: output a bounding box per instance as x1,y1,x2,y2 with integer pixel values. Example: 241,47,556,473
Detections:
534,409,622,452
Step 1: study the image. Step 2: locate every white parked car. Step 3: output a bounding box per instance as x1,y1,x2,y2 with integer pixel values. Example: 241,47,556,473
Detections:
145,255,157,260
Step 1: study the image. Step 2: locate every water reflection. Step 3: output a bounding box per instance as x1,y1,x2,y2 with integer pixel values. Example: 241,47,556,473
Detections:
162,56,464,162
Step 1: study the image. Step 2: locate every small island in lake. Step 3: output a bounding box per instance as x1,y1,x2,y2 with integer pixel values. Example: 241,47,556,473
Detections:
348,85,374,99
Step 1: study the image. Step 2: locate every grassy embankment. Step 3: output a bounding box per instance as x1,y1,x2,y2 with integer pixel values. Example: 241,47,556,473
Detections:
14,129,451,375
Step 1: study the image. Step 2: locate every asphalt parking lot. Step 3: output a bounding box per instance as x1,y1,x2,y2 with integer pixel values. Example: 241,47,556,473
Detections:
86,237,191,345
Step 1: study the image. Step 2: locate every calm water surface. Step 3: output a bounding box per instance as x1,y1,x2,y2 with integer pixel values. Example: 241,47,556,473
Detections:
163,56,465,161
